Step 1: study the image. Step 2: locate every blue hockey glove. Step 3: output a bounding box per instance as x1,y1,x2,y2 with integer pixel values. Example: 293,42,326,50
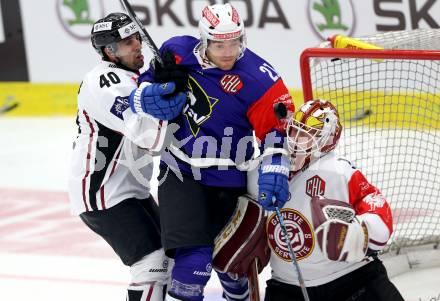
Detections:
129,82,187,120
258,153,290,211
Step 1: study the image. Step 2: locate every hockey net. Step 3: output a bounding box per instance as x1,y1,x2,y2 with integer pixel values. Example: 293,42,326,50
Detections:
300,29,440,256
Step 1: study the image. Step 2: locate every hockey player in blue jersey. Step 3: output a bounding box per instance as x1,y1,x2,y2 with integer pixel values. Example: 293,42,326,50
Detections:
129,3,295,301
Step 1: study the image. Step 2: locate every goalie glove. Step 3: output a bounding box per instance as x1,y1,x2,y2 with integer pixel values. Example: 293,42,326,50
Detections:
311,196,369,262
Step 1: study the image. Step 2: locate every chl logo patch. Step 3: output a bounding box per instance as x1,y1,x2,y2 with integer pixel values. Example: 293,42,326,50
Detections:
306,175,326,197
220,75,243,94
267,209,314,261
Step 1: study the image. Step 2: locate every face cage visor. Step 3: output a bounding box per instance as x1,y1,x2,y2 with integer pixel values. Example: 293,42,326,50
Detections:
200,34,247,59
286,118,332,157
206,37,246,57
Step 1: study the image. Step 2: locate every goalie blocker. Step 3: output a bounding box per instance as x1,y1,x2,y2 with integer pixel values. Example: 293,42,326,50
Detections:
213,194,270,276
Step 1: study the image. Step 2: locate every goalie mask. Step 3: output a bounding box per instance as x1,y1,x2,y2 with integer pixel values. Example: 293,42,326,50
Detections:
198,3,247,59
91,12,140,58
287,100,342,169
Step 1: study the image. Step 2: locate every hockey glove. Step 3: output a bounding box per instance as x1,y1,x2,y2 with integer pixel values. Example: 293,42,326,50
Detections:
153,51,188,93
312,197,369,262
129,82,186,120
258,153,290,211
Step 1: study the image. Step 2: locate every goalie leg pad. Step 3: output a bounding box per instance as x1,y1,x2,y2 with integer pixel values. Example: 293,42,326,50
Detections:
213,194,270,277
168,246,213,301
127,248,170,301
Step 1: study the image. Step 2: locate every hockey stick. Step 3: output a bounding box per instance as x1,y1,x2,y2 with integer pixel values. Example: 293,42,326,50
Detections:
349,108,372,121
272,103,310,300
275,207,310,301
0,97,19,115
248,258,261,301
118,0,163,65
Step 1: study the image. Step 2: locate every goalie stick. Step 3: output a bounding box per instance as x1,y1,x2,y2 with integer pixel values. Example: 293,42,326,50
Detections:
118,0,163,65
272,103,310,300
248,258,261,301
275,206,310,301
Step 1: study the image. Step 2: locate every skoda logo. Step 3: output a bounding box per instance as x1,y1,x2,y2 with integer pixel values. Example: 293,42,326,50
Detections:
308,0,355,41
56,0,105,40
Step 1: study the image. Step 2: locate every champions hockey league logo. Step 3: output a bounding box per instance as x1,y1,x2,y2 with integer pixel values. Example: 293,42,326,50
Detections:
306,175,326,197
267,209,314,261
220,75,243,94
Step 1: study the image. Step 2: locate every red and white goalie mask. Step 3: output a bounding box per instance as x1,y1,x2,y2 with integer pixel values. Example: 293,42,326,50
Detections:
286,99,342,170
198,3,247,58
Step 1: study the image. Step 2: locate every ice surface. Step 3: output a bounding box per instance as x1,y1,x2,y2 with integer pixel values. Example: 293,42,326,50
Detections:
0,117,438,300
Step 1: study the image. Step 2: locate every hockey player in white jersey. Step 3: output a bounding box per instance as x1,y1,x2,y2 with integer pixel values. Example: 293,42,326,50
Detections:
68,12,187,301
249,100,403,300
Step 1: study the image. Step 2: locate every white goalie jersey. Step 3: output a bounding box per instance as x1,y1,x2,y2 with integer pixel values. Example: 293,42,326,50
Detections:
248,152,393,287
68,61,168,215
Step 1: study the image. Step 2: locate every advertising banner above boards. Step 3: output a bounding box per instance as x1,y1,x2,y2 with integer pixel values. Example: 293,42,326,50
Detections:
8,0,440,87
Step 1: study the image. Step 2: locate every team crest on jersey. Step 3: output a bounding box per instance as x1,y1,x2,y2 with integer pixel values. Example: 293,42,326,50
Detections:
110,96,130,120
184,76,218,136
363,193,386,211
267,209,314,261
306,175,326,197
220,75,243,94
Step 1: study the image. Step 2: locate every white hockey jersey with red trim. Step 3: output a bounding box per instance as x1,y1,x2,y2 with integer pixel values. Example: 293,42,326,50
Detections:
247,151,393,286
68,61,167,215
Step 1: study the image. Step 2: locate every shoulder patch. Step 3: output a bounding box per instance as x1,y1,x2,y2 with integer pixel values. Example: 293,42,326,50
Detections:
110,96,130,120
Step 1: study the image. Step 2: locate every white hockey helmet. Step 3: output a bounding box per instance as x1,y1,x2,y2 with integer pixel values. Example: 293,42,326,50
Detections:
198,3,246,55
287,99,342,159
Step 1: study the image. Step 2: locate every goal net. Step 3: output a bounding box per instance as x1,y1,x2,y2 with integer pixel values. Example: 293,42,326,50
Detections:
300,29,440,255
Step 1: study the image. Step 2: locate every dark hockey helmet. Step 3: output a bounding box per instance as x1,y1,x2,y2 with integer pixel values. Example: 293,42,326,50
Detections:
91,12,139,57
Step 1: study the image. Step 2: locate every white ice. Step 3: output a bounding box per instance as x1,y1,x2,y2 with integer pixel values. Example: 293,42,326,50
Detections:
0,117,439,301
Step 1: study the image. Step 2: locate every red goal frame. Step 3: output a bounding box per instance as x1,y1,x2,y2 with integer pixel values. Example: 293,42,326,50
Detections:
300,48,440,102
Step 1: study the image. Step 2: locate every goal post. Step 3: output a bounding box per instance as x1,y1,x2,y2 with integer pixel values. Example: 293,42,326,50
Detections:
299,29,440,259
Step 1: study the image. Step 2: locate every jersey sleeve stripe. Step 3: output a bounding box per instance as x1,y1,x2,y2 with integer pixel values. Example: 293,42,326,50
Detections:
246,79,293,140
100,186,106,209
99,143,123,210
81,110,96,212
369,238,388,247
88,121,123,210
148,120,165,151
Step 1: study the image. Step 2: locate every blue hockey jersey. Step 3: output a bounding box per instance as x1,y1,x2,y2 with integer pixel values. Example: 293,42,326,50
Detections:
141,36,294,187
